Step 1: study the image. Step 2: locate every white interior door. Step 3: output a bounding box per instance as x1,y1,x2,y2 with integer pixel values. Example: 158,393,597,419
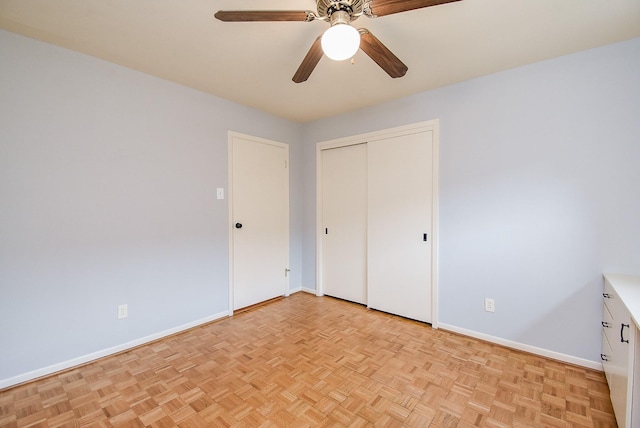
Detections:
321,144,367,304
230,133,289,310
367,131,433,322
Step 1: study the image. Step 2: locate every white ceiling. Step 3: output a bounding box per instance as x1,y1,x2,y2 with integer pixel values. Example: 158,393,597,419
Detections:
1,0,639,122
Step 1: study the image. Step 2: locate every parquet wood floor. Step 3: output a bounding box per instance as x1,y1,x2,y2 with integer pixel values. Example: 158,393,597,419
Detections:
0,293,617,427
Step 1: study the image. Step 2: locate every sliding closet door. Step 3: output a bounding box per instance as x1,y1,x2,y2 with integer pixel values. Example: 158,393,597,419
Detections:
321,144,367,304
367,131,433,322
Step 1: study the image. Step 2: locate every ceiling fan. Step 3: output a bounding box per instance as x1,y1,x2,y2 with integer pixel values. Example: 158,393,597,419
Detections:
214,0,462,83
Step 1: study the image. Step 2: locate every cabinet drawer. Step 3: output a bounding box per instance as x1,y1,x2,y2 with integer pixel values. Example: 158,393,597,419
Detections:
601,331,613,385
603,280,628,318
603,280,616,313
604,285,632,340
602,303,617,352
602,302,632,351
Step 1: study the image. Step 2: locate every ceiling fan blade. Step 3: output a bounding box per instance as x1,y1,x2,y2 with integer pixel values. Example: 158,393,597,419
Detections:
367,0,462,17
214,10,313,22
292,37,324,83
358,29,407,78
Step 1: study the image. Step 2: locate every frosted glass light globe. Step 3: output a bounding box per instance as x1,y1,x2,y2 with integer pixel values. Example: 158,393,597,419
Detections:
321,24,360,61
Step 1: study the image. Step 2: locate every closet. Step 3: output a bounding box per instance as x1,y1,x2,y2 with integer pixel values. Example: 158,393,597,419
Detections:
318,122,438,324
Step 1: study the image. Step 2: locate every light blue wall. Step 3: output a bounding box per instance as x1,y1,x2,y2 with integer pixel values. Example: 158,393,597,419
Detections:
2,26,639,385
0,29,303,383
301,37,640,362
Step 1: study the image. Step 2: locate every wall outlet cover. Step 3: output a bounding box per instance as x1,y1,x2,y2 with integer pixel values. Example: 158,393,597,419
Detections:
117,304,128,319
484,298,495,313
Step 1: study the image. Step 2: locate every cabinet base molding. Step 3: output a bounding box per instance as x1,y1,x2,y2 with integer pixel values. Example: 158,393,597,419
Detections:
438,323,602,370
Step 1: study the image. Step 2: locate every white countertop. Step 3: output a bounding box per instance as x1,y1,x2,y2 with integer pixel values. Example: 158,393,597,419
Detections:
604,273,640,328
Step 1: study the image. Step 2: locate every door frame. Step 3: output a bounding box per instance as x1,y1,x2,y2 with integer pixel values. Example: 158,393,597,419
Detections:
315,120,440,327
228,131,290,316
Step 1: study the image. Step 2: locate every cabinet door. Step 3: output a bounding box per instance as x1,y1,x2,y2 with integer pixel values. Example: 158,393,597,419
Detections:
632,325,639,428
604,281,633,428
367,131,433,322
614,309,633,428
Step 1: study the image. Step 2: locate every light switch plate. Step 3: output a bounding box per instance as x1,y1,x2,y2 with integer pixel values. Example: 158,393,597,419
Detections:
217,188,224,200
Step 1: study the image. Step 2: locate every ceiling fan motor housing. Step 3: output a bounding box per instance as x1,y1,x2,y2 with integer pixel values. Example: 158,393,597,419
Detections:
329,10,351,27
317,0,365,21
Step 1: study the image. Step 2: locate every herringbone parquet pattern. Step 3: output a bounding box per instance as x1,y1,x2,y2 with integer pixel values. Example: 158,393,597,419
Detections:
0,293,616,427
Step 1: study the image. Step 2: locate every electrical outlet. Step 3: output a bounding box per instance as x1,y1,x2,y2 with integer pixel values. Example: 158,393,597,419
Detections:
485,298,495,313
117,304,128,319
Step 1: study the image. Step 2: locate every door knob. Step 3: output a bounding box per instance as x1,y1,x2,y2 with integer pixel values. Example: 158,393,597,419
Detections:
235,223,243,229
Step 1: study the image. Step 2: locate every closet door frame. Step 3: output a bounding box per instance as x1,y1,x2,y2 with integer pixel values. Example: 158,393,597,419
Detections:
315,120,440,328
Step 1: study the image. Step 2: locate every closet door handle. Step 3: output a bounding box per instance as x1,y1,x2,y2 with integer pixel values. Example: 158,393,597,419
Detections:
621,323,630,343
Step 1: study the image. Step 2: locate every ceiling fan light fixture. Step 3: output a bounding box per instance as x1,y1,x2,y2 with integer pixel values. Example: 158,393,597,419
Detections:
321,10,360,61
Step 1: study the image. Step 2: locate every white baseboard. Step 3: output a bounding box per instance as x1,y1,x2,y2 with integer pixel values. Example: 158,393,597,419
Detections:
4,307,602,390
0,310,229,390
289,286,318,295
288,286,302,294
438,322,603,371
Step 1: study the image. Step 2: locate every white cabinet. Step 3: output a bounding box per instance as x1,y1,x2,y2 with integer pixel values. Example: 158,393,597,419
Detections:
602,274,640,428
